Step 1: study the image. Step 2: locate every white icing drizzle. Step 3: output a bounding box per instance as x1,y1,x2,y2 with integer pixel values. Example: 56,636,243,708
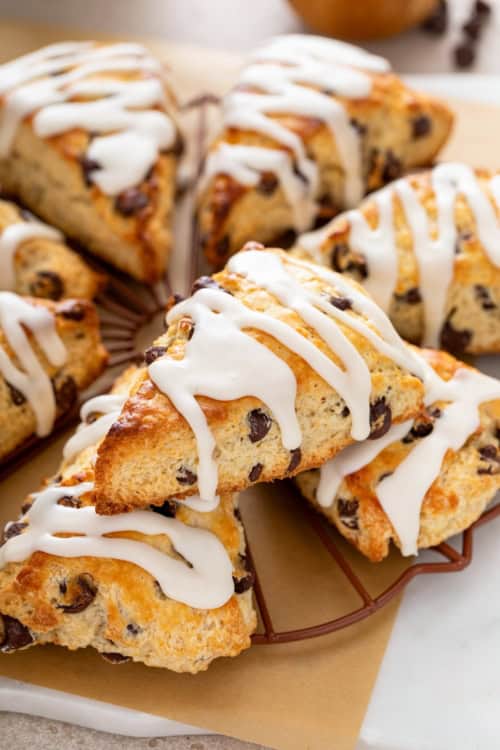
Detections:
63,393,127,462
299,163,500,347
0,482,234,609
202,34,390,227
149,249,423,500
0,219,63,291
0,42,175,195
0,292,66,436
317,359,500,556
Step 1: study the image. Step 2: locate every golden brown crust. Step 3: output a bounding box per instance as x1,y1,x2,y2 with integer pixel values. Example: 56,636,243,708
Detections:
296,349,500,561
94,247,425,513
198,69,453,267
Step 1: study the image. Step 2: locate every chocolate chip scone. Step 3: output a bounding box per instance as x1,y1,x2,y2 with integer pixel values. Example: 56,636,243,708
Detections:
295,163,500,355
0,198,105,299
0,293,108,463
197,34,453,267
0,42,181,283
296,348,500,561
94,245,426,513
0,366,256,672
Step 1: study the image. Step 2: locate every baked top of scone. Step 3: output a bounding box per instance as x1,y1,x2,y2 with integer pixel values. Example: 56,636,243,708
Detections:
0,366,255,672
296,347,500,560
93,245,427,513
295,163,500,355
0,42,181,282
0,197,105,300
0,292,107,461
198,34,453,266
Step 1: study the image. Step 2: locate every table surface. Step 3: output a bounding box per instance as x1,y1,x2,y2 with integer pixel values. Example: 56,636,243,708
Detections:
1,1,500,749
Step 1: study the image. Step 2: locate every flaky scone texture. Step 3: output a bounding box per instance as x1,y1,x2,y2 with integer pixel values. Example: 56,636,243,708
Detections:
294,168,500,355
0,198,105,300
199,70,453,267
0,297,108,462
0,45,180,283
0,368,256,672
296,349,500,561
94,247,424,513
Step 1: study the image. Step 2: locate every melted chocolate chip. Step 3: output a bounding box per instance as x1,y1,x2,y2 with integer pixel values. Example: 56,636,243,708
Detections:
412,115,432,139
57,495,82,508
341,405,350,418
248,463,263,482
475,284,496,311
52,375,78,414
6,382,26,406
257,172,279,196
287,447,302,473
59,580,67,595
410,420,434,440
395,287,422,305
440,314,472,355
101,652,131,664
3,522,27,542
115,188,149,216
330,295,352,311
479,444,499,461
144,346,167,365
337,498,359,530
369,398,392,440
80,156,101,186
476,0,491,16
330,243,368,279
215,235,230,259
58,302,86,321
382,150,402,183
29,270,63,301
421,0,448,34
0,615,33,652
58,573,97,614
454,42,476,68
273,228,297,249
152,500,177,517
126,623,141,635
233,572,255,594
176,466,197,486
463,16,482,39
191,276,231,295
21,501,32,515
247,409,272,443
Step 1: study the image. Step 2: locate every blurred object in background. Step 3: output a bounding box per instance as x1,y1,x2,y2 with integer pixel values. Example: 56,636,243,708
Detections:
288,0,440,40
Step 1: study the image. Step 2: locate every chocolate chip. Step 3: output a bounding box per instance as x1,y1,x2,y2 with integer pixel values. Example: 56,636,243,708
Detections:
395,287,422,305
412,115,432,139
454,42,476,68
247,409,272,443
273,228,297,249
176,466,197,486
0,614,33,652
233,572,255,594
115,188,149,216
369,398,392,440
57,495,82,508
80,156,101,186
440,313,472,354
144,346,167,365
478,465,499,476
474,285,496,311
152,500,177,517
287,447,302,473
341,405,350,418
234,507,242,522
101,652,131,664
337,498,359,530
58,302,86,321
410,420,434,439
475,0,491,16
463,17,482,40
52,375,78,414
215,234,230,259
421,0,448,34
29,270,63,301
350,118,367,136
248,463,263,482
330,295,352,311
126,623,141,635
382,150,402,184
58,573,97,614
257,172,279,196
191,276,228,295
166,293,185,312
479,444,499,461
3,522,27,542
331,243,368,280
21,501,32,515
6,382,26,406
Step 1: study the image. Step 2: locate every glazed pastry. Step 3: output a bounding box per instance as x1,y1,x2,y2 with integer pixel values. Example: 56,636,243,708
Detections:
94,245,426,513
198,34,453,267
0,42,181,283
0,367,256,672
295,164,500,355
0,198,105,300
296,348,500,561
0,292,107,463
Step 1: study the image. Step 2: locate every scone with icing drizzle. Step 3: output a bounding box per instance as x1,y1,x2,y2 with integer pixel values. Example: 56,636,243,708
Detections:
296,348,500,561
0,197,105,300
0,292,107,463
0,42,181,283
197,34,453,267
94,245,426,513
295,164,500,355
0,367,256,672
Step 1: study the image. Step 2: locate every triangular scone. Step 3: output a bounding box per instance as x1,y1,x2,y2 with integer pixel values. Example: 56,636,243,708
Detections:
294,164,500,355
0,42,181,283
0,198,105,299
0,292,107,463
0,367,256,672
94,246,425,513
197,34,453,267
296,348,500,561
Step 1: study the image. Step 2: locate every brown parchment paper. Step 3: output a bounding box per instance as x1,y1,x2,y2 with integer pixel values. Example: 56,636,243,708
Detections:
0,17,499,750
